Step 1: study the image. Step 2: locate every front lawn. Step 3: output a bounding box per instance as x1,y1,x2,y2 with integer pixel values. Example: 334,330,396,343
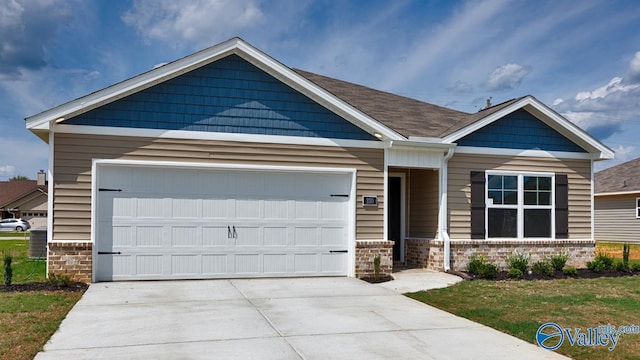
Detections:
408,276,640,360
1,240,85,360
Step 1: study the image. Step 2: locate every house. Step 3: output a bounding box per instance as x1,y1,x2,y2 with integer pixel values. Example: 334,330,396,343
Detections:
594,157,640,244
25,38,613,283
0,171,48,228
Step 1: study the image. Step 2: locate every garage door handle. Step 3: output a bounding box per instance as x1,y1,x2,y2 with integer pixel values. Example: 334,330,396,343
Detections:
330,250,348,253
228,226,232,238
98,251,122,255
232,226,237,238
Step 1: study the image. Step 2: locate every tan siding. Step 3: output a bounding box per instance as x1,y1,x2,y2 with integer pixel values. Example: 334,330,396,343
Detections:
53,133,384,241
448,153,592,240
408,169,439,238
595,194,640,243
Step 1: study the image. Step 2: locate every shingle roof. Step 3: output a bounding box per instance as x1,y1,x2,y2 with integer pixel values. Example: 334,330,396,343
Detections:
595,157,640,194
293,68,522,138
0,180,47,209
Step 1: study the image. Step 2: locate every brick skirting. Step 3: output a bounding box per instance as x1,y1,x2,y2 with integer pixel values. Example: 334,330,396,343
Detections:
355,240,394,278
48,242,92,283
405,238,595,272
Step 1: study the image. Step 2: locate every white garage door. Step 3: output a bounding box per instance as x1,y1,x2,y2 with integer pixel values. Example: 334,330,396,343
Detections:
95,165,353,281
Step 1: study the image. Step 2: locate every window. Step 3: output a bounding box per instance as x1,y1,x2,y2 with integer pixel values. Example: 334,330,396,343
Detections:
486,173,553,238
636,198,640,219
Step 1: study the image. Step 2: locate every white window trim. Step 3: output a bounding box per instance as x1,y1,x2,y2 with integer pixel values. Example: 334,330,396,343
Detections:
636,198,640,219
485,171,555,239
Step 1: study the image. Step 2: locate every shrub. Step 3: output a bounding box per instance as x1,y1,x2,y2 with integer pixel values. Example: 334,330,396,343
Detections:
506,251,530,273
594,251,615,270
478,263,499,279
3,251,12,286
532,260,554,277
373,254,381,279
549,251,569,271
507,268,523,279
563,266,578,276
467,255,498,279
48,273,72,287
614,260,629,272
632,263,640,272
623,244,630,267
587,259,606,273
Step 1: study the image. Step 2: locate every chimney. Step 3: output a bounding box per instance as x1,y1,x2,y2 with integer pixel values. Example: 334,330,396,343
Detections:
37,170,46,186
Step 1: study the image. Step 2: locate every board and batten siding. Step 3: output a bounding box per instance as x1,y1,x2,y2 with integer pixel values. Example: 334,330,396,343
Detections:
447,153,592,240
52,133,384,242
595,194,640,243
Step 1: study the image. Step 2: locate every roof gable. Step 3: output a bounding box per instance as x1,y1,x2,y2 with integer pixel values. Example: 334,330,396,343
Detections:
0,180,46,208
456,109,586,152
63,55,376,141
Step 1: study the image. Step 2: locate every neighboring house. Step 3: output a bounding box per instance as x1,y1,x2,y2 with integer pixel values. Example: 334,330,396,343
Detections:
25,38,613,283
594,157,640,244
0,171,48,228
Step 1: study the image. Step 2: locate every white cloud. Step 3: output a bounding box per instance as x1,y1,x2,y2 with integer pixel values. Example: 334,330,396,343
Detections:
0,165,16,177
122,0,265,47
575,77,640,101
448,80,474,94
486,63,531,91
627,51,640,83
552,98,564,105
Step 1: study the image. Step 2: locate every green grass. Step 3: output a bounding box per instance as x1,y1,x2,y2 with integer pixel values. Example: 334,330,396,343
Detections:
1,240,46,284
1,240,85,360
0,231,30,238
407,277,640,360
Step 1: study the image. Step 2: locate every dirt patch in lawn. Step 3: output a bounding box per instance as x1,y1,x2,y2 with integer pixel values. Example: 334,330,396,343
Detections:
1,282,88,293
463,268,640,281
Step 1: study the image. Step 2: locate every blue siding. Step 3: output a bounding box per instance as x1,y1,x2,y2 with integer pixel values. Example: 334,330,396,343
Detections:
65,55,377,140
457,110,586,152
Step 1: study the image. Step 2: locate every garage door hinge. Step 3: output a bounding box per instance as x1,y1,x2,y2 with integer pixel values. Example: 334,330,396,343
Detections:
330,194,349,197
99,188,122,192
329,250,348,253
98,251,122,255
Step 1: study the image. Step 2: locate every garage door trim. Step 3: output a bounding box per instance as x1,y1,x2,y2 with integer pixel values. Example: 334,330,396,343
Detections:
90,159,357,282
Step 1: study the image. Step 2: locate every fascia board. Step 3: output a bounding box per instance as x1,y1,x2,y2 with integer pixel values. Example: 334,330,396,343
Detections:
442,96,614,160
25,37,243,130
594,190,640,197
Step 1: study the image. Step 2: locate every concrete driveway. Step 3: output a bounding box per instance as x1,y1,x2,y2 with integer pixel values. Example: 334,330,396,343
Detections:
35,277,567,359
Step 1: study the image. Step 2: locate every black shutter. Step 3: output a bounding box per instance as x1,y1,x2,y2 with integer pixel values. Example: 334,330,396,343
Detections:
470,171,486,239
555,174,569,239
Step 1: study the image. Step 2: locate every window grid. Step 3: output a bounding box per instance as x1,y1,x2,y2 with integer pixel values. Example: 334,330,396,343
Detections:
486,172,555,239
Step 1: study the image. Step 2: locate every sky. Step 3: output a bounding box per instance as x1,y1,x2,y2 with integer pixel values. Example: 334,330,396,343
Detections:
1,0,640,180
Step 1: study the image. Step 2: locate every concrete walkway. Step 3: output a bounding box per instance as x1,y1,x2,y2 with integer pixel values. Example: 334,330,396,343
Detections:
35,277,567,359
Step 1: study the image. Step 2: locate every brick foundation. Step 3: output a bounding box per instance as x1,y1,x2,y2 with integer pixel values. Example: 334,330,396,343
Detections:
47,242,93,283
355,240,394,278
405,238,595,272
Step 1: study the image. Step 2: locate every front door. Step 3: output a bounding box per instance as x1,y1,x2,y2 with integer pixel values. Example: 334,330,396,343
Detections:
388,176,402,261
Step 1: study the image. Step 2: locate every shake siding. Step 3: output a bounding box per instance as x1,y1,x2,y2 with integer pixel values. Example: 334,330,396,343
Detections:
53,133,384,241
447,154,592,239
595,195,640,243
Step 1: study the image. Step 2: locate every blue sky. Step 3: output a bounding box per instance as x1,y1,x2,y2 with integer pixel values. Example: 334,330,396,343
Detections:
1,0,640,180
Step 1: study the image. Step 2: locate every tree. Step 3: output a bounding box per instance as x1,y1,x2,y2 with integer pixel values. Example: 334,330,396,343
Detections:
8,175,30,181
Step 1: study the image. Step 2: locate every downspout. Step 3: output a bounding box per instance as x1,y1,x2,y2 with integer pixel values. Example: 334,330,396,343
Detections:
440,147,455,271
46,122,55,278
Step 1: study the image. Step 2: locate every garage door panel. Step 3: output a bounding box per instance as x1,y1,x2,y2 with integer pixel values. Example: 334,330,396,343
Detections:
136,226,164,247
171,227,199,247
97,166,351,281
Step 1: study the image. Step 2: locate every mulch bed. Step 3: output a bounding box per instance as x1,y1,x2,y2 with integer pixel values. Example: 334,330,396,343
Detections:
360,275,395,283
0,282,89,293
464,268,640,281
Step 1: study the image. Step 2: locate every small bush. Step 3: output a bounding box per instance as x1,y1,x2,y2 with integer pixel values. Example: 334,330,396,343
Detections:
506,251,530,273
48,273,72,287
623,244,630,267
632,263,640,272
3,251,12,286
563,266,577,276
507,268,523,279
550,251,569,271
532,260,554,277
594,251,615,270
467,255,498,278
587,259,607,273
373,254,381,279
614,260,629,272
